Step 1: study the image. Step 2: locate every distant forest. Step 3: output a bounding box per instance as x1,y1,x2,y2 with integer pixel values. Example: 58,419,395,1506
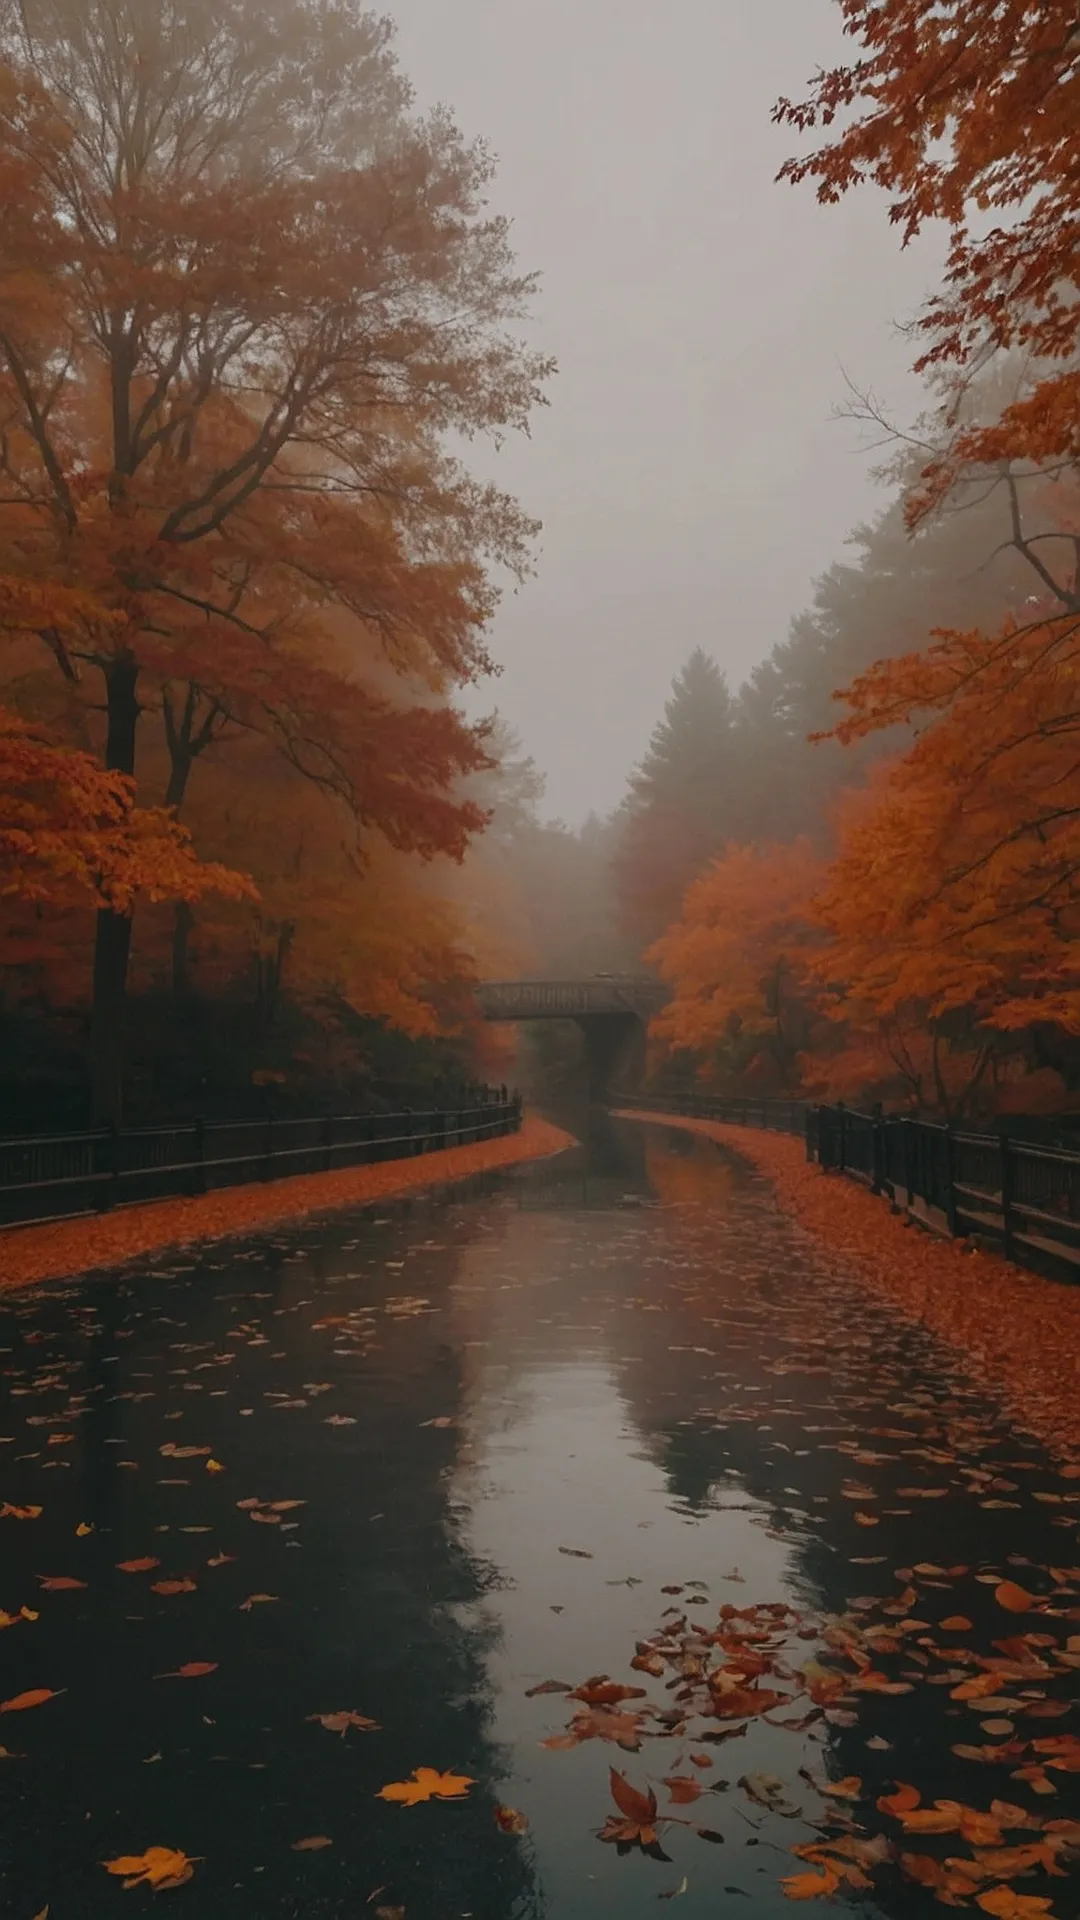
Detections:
522,383,1080,1120
5,0,1080,1128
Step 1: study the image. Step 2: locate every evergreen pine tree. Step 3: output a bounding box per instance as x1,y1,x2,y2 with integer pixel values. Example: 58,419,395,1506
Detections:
616,650,736,950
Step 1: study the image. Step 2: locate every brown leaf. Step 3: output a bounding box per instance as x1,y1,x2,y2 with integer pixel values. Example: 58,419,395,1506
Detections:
568,1676,647,1708
712,1685,787,1719
36,1576,86,1591
996,1582,1036,1615
155,1662,217,1679
541,1706,647,1752
291,1836,332,1851
494,1804,529,1834
610,1766,659,1827
307,1710,379,1736
664,1774,704,1805
116,1557,160,1573
597,1813,669,1857
150,1579,196,1596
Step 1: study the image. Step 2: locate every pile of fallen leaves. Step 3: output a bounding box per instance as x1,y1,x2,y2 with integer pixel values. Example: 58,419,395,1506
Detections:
535,1572,1080,1907
617,1113,1080,1464
0,1117,572,1294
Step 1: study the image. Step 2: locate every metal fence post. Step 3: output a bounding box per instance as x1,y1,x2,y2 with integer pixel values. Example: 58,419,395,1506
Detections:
262,1115,274,1182
870,1102,884,1195
1000,1131,1015,1258
836,1101,846,1175
193,1118,206,1197
941,1122,959,1236
901,1117,915,1214
805,1105,815,1165
101,1123,121,1212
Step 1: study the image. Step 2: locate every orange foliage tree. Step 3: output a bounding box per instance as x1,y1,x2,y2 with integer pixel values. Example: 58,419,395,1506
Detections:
0,702,249,911
806,606,1080,1106
765,0,1080,1112
168,743,486,1047
775,2,1080,522
0,0,550,1117
647,841,825,1091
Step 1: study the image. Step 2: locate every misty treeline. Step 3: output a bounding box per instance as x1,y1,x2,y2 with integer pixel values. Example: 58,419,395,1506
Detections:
612,412,1080,1117
620,3,1080,1120
7,0,1080,1132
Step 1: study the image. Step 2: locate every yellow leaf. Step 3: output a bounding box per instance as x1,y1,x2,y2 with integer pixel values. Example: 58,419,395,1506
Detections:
102,1848,196,1890
376,1767,475,1807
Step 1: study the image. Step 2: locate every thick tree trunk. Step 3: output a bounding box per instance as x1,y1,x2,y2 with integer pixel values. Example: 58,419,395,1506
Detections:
90,657,139,1127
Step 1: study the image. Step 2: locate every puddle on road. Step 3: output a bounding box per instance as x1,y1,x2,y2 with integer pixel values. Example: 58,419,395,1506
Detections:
0,1115,1078,1919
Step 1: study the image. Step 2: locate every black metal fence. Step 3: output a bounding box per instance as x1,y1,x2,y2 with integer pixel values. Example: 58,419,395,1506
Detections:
0,1090,523,1230
614,1090,1080,1278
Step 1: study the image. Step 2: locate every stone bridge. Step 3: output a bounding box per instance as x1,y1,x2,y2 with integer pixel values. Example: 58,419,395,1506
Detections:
476,977,668,1095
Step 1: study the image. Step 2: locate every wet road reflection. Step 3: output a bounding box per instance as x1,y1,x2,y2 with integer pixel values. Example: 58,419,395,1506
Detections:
0,1116,1078,1918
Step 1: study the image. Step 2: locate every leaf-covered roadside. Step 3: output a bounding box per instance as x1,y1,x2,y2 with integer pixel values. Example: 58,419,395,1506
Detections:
0,1118,572,1294
617,1114,1080,1462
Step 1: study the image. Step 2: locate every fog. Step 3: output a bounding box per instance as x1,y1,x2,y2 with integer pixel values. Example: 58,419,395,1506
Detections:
11,0,1059,1133
391,0,945,821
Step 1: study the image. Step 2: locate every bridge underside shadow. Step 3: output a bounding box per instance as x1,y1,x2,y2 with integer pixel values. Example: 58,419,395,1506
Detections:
574,1013,647,1102
476,978,667,1105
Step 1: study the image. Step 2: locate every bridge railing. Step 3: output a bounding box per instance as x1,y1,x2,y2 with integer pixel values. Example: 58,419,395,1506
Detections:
477,978,668,1020
612,1090,1080,1280
0,1089,522,1230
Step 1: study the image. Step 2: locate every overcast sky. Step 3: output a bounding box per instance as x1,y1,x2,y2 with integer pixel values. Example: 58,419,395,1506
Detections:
390,0,944,824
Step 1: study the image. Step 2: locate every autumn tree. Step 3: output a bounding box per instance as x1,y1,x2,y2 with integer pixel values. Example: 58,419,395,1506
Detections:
808,606,1080,1100
0,0,550,1119
0,702,248,912
775,3,1080,533
647,839,825,1093
762,1,1080,1112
